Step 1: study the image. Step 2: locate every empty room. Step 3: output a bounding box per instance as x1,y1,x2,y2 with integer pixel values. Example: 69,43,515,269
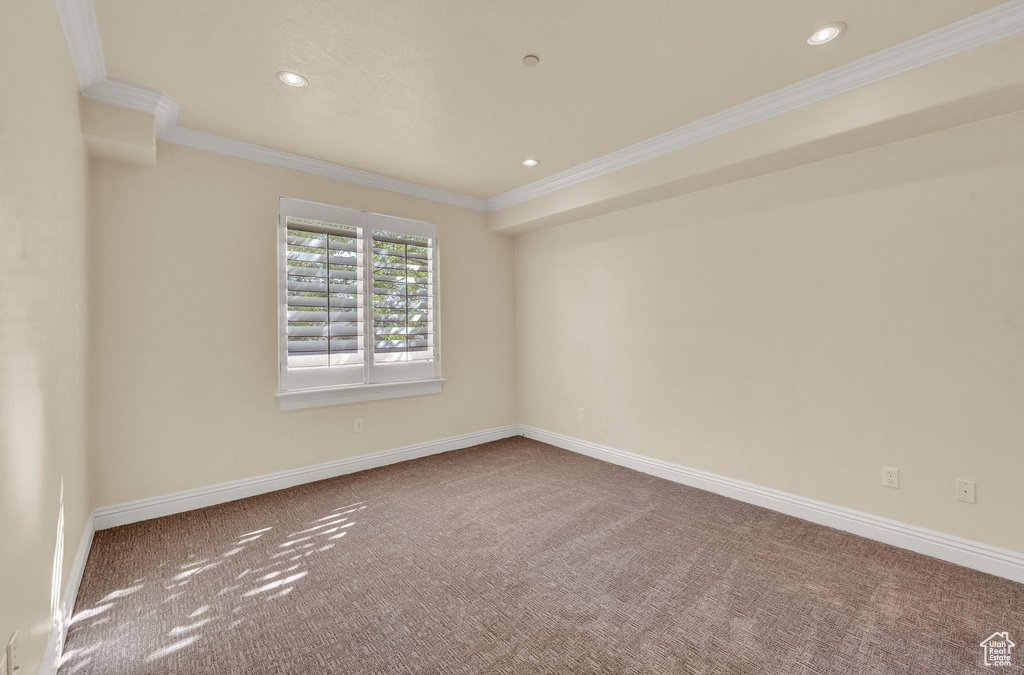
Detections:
3,0,1024,673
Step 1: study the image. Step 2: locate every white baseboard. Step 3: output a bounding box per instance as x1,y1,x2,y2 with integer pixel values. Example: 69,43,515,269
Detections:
520,425,1024,584
41,422,1023,672
38,513,96,675
93,425,520,530
42,426,518,672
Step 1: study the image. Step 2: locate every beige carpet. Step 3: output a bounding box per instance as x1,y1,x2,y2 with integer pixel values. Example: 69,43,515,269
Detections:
60,436,1023,674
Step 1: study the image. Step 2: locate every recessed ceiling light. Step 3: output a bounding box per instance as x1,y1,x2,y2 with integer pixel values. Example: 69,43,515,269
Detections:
807,22,846,45
522,158,539,167
277,71,308,87
522,55,540,67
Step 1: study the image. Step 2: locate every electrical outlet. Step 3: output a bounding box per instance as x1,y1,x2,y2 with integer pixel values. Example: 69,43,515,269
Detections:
956,479,976,503
882,467,899,489
577,408,585,421
6,631,18,675
354,418,363,433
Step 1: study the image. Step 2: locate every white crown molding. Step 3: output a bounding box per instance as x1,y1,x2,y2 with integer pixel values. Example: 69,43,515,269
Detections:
83,78,180,134
92,425,520,529
159,125,489,211
520,425,1024,584
486,0,1024,212
54,0,1024,213
53,0,488,211
53,0,105,90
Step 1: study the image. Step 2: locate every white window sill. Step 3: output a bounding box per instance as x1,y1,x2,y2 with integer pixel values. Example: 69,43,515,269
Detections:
277,378,445,411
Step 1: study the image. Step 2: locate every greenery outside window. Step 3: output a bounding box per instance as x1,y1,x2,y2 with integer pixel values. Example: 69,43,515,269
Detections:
277,196,442,410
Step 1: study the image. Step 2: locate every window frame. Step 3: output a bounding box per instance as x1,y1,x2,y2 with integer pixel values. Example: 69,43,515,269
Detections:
276,196,443,410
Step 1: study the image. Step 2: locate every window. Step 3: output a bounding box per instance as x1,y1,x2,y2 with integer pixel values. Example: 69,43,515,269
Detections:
277,196,442,410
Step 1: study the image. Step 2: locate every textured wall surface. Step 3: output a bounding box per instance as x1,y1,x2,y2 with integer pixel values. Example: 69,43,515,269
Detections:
0,1,91,672
517,112,1024,553
88,142,517,507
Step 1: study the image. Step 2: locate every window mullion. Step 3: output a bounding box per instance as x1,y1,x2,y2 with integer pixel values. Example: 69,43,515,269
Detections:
362,217,374,385
429,237,439,377
277,200,290,392
278,197,440,408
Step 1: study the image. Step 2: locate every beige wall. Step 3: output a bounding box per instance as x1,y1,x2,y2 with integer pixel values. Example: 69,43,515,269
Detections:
1,5,1019,672
516,111,1024,553
88,142,517,507
4,16,1022,675
0,1,91,672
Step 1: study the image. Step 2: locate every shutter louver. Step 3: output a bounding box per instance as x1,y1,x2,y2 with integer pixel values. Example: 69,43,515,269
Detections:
371,229,435,363
285,218,364,368
279,197,439,395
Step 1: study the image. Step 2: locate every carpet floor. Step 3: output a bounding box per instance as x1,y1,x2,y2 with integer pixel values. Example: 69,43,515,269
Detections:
60,436,1023,674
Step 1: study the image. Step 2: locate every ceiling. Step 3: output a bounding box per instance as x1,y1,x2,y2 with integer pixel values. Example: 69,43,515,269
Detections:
93,0,1005,200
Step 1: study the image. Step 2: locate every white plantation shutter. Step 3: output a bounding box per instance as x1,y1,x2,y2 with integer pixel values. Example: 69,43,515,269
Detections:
280,199,368,389
278,197,440,403
369,213,438,383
